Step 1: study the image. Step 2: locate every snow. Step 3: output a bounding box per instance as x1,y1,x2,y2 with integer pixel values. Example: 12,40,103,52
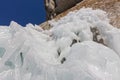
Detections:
0,8,120,80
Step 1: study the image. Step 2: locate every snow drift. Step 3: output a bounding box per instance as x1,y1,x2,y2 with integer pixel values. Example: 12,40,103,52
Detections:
0,8,120,80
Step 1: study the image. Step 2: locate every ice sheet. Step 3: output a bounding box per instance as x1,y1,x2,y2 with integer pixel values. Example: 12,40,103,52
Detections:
0,8,120,80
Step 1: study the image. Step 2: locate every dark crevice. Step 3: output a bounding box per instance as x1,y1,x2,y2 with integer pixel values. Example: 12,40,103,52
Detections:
57,48,61,56
61,57,66,64
20,52,24,66
70,39,80,47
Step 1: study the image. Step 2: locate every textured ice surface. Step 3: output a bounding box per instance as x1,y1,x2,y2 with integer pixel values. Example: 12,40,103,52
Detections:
0,8,120,80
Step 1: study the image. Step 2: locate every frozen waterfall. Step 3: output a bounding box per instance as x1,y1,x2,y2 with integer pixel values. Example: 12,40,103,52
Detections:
0,8,120,80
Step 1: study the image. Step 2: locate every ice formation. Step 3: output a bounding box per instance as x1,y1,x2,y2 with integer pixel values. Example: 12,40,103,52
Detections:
0,8,120,80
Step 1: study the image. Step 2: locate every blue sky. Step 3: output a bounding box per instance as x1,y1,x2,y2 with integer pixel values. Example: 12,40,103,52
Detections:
0,0,46,26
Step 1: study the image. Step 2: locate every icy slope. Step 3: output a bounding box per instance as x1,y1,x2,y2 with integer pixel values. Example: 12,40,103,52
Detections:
1,8,120,80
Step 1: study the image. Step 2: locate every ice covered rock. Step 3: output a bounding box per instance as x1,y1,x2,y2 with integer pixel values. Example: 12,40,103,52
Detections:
58,41,120,80
1,8,120,80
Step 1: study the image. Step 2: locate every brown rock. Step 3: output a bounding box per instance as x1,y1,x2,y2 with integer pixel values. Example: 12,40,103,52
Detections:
40,21,52,30
55,0,83,14
41,0,120,29
55,0,120,28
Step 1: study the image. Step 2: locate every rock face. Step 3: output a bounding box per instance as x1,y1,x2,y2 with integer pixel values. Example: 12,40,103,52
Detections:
44,0,83,20
55,0,120,28
44,0,56,20
41,0,120,29
55,0,83,14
